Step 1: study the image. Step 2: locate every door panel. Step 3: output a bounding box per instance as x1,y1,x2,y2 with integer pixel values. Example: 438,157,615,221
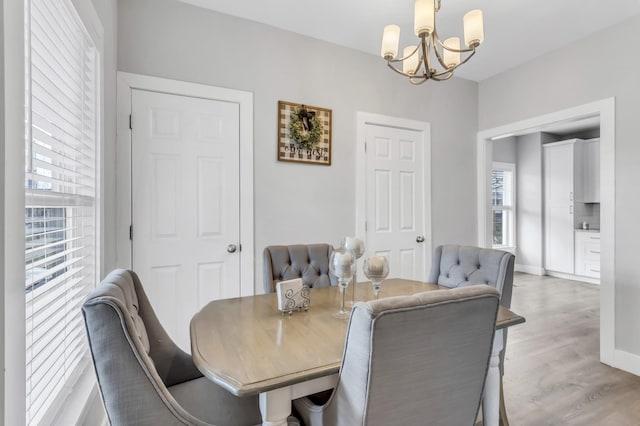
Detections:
365,124,426,280
131,89,240,351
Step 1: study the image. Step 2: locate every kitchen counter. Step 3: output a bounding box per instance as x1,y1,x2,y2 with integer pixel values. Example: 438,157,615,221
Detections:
575,229,600,233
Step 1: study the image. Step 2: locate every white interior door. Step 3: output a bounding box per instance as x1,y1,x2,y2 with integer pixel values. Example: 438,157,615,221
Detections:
365,123,427,280
131,89,241,351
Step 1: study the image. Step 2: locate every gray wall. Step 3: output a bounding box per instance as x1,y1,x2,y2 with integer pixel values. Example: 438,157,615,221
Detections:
479,15,640,356
512,133,555,271
117,0,480,291
492,136,517,164
1,0,5,417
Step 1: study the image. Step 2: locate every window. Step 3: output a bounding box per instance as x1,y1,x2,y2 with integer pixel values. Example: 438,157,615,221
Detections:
24,0,100,423
492,162,515,249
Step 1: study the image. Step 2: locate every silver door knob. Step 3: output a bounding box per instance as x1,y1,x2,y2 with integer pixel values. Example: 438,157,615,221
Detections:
416,236,425,243
227,244,237,253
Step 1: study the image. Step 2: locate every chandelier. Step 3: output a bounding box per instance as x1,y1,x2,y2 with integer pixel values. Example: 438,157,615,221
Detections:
380,0,484,84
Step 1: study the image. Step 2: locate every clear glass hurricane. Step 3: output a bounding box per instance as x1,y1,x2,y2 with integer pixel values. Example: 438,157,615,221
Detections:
329,249,355,320
340,237,365,306
363,256,390,299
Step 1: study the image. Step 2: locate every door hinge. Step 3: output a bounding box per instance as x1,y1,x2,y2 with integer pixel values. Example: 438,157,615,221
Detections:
129,114,132,130
365,221,368,232
364,142,367,152
129,225,133,240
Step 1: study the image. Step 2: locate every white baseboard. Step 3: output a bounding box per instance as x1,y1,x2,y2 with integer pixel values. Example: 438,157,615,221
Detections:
514,264,545,275
614,349,640,377
545,270,600,285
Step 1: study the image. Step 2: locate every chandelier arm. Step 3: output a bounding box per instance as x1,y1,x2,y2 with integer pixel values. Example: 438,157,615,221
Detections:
387,61,427,80
388,43,421,64
447,48,477,71
431,28,475,71
430,71,454,81
421,34,432,78
431,32,449,71
433,31,475,54
409,76,429,85
430,46,477,78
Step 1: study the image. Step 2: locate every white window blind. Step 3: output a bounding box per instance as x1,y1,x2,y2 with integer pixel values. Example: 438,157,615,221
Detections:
25,0,99,424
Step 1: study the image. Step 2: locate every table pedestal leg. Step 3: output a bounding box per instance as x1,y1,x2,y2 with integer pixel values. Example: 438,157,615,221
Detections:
482,329,503,426
259,387,291,426
500,376,510,426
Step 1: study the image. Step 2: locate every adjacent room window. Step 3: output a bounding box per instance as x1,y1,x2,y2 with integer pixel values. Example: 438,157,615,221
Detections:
25,0,100,423
492,162,516,249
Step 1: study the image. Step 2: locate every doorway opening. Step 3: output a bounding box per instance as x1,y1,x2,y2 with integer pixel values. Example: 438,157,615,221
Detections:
476,98,616,368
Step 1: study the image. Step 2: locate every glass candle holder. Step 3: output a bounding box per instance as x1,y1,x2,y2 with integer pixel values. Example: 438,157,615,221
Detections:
329,249,355,320
340,237,365,305
363,256,389,299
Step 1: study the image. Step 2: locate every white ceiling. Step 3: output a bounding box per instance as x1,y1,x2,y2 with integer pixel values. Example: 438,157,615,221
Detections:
177,0,640,81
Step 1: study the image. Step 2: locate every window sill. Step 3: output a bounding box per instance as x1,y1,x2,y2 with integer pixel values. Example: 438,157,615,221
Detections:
49,361,106,426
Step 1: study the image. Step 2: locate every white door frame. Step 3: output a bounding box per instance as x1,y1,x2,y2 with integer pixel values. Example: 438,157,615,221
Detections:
476,98,616,368
116,72,254,296
355,112,432,279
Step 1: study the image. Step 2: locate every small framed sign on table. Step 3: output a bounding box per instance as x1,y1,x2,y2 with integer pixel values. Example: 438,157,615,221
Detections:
277,100,332,166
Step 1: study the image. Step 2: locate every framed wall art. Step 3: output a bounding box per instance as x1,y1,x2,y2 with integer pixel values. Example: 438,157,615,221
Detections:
278,101,332,165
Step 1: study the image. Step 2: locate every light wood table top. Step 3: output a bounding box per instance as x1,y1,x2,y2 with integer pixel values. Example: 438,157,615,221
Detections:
190,278,525,397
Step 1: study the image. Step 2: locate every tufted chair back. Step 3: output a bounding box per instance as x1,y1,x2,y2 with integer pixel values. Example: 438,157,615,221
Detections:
263,244,338,293
427,244,515,309
293,285,501,426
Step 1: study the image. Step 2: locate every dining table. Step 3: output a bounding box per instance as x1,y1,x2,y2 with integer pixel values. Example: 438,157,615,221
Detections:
190,278,525,426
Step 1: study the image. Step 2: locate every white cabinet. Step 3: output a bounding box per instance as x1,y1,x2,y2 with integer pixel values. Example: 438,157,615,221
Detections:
544,140,579,274
575,138,600,203
575,231,600,279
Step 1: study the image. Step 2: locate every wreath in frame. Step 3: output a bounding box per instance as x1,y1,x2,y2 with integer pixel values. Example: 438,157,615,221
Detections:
288,105,324,149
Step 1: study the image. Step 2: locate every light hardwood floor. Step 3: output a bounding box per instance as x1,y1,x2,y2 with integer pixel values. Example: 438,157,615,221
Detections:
503,273,640,425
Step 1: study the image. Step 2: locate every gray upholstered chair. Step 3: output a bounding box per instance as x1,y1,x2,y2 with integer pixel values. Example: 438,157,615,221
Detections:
292,285,500,426
263,244,337,293
82,269,263,426
428,244,515,361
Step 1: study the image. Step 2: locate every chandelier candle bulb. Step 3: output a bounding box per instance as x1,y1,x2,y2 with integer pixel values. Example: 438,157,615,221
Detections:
443,37,461,68
463,9,484,48
403,46,420,75
381,25,400,59
414,0,435,36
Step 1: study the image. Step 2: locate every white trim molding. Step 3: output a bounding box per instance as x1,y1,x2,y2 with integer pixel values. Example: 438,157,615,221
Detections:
476,98,617,370
514,264,545,275
544,270,600,286
355,112,432,280
3,1,27,423
116,72,255,296
615,350,640,377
